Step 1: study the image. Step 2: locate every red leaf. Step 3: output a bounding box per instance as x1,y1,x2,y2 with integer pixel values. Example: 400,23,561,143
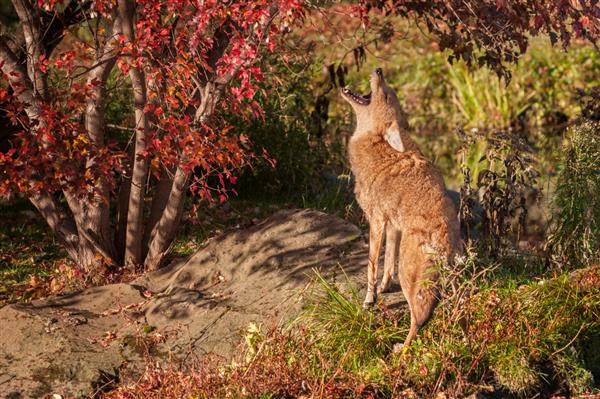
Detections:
143,103,154,113
44,133,56,144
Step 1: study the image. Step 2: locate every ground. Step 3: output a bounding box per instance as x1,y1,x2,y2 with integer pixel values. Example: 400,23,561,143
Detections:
0,209,407,398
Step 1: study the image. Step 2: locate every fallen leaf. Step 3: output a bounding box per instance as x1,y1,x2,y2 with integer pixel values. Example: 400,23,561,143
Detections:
100,330,117,347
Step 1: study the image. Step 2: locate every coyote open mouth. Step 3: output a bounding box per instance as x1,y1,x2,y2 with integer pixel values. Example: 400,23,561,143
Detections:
341,87,371,106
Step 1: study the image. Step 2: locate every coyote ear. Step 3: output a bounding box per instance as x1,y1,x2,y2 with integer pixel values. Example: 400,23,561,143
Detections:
385,122,405,152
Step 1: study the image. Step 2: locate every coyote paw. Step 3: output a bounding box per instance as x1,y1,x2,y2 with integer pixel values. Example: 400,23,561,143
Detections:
378,282,392,294
378,273,397,294
362,291,378,309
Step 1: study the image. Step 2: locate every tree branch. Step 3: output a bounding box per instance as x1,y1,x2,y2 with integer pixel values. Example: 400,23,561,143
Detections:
40,0,92,55
0,34,39,116
11,0,48,98
85,16,120,146
193,7,279,125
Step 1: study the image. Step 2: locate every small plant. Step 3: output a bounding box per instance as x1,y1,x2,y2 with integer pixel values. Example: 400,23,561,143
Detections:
547,90,600,268
293,271,406,375
447,61,534,130
458,128,541,257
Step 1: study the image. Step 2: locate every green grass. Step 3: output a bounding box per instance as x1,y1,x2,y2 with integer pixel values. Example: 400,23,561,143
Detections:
293,271,406,375
0,199,72,305
291,259,600,397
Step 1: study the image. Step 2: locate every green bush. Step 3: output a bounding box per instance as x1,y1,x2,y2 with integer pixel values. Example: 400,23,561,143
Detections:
233,109,325,200
231,55,337,201
548,116,600,268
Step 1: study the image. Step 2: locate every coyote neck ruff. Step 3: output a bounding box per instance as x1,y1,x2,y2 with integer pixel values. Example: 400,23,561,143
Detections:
342,68,462,346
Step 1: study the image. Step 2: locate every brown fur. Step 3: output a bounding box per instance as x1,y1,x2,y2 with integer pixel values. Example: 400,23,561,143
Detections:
342,69,462,346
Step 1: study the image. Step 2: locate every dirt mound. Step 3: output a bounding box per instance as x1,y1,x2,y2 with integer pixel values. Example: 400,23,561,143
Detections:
0,209,406,398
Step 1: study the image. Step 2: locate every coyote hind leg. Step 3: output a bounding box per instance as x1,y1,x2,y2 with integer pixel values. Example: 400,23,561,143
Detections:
396,234,441,347
379,224,400,294
363,217,385,309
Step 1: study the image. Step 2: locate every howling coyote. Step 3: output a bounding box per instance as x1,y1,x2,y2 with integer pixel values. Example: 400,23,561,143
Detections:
342,68,462,346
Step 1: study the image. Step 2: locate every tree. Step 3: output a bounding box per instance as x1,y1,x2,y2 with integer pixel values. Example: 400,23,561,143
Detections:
360,0,600,78
0,0,303,272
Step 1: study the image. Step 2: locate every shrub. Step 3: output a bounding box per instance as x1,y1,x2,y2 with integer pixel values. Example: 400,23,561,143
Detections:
458,128,541,257
547,92,600,268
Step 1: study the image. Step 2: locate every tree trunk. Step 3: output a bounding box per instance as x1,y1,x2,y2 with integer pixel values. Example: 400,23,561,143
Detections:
29,194,80,260
115,148,133,263
80,17,121,265
73,17,120,267
144,166,189,270
119,0,150,268
143,167,174,258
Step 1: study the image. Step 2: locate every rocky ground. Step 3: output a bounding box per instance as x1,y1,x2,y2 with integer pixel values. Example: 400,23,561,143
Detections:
0,209,407,398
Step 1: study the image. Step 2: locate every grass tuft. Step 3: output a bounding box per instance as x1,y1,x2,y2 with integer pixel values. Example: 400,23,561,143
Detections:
548,118,600,268
293,270,406,374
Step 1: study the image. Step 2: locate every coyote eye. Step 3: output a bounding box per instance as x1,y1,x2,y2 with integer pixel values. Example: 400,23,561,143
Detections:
384,94,389,102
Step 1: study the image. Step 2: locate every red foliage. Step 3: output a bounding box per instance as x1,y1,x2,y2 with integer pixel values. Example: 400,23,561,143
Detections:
361,0,600,78
0,0,305,270
0,0,304,200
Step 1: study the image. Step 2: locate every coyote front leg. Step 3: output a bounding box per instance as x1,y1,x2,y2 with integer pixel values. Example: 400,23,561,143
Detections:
363,217,385,308
380,224,400,294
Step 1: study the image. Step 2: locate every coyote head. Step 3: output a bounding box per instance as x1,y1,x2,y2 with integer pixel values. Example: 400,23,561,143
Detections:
341,68,408,151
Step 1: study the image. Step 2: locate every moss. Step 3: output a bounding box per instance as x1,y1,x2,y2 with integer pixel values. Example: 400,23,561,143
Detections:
491,354,539,395
552,351,595,395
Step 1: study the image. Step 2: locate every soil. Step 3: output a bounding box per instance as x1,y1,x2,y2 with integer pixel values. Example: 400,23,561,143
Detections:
0,209,407,398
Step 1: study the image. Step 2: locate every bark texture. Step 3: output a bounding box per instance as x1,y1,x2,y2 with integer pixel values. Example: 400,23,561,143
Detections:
144,167,190,270
81,17,122,266
118,0,150,268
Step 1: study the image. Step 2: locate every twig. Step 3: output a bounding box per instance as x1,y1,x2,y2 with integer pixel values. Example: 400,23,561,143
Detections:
550,323,587,357
106,123,134,131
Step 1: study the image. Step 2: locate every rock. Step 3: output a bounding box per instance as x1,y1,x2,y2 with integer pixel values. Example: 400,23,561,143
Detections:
0,209,408,398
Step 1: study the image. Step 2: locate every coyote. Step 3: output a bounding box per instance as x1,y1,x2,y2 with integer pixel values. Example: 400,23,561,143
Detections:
342,68,462,346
